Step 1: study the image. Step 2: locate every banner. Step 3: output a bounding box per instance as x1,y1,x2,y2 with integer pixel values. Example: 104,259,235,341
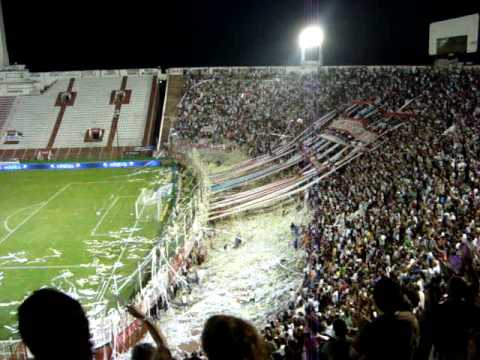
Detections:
329,118,377,144
0,160,162,172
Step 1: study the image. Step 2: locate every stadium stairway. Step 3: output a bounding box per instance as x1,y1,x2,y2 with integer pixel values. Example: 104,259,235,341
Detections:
106,76,128,148
142,75,159,147
159,74,185,147
47,78,76,149
115,76,152,147
0,96,16,132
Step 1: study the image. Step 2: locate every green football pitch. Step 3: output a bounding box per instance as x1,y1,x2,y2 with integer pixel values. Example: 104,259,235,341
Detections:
0,165,174,340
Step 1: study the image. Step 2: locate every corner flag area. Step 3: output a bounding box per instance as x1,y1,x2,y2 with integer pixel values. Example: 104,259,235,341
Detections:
0,166,174,339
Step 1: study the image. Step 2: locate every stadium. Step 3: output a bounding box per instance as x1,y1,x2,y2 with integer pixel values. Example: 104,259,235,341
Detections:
0,1,479,359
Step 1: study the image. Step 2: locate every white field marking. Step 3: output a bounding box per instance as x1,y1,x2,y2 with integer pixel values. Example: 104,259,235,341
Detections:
95,241,127,301
0,264,98,270
127,165,158,177
94,194,114,219
91,233,115,238
93,189,138,300
95,207,141,302
90,196,137,237
72,180,132,185
3,202,46,234
90,196,119,236
93,177,163,301
75,178,151,185
0,184,72,246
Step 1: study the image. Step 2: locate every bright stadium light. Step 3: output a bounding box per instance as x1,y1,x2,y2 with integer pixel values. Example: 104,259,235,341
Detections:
299,26,324,49
299,25,324,65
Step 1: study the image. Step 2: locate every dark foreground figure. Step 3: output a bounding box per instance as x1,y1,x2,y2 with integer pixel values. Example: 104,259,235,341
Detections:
18,288,93,360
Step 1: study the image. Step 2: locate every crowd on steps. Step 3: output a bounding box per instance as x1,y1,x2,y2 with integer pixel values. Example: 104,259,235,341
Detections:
14,66,480,360
174,67,478,156
261,66,480,360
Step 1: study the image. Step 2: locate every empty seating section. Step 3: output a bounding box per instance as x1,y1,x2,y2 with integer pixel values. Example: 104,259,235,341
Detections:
54,77,120,148
117,76,152,146
0,80,69,150
0,96,16,131
0,76,154,153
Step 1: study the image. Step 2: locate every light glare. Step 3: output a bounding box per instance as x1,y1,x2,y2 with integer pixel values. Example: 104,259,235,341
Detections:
299,26,324,50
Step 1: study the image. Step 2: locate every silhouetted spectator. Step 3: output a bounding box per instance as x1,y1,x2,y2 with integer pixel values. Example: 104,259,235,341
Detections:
355,278,419,360
201,315,269,360
234,233,242,248
325,319,355,360
18,288,93,360
429,277,480,360
188,351,202,360
128,304,173,360
132,343,158,360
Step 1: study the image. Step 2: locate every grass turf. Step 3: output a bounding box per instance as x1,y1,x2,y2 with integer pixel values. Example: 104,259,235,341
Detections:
0,166,173,340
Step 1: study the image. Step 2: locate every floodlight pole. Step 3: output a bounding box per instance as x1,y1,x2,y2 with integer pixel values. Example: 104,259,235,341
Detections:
0,0,10,67
300,46,323,66
299,25,324,66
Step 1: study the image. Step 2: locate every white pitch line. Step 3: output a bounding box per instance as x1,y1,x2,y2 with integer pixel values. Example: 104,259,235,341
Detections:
90,233,112,237
90,196,136,237
3,202,46,234
76,176,154,185
0,184,72,246
90,196,119,236
74,180,133,185
95,214,140,302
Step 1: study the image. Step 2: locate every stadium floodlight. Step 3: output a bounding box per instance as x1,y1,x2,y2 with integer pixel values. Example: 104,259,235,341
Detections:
299,26,324,50
299,25,324,65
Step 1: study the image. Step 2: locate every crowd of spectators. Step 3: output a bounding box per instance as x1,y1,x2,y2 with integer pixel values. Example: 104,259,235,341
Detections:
15,65,480,359
175,70,324,156
175,67,441,156
257,66,480,360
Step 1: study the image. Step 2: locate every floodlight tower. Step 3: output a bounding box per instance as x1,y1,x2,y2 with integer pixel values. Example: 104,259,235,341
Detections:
299,25,324,65
0,0,9,67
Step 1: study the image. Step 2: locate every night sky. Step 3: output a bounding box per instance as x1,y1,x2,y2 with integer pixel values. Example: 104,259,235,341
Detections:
2,0,479,72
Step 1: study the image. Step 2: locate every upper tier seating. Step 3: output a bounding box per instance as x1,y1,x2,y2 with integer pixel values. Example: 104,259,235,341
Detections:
0,76,153,150
0,80,69,149
115,76,152,147
53,77,120,148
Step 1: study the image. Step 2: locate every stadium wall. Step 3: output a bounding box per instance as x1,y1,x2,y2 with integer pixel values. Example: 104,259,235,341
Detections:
0,67,167,96
32,68,166,93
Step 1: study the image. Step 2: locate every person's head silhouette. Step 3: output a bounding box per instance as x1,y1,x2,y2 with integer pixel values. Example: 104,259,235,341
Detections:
18,288,93,360
333,318,348,339
373,277,404,315
202,315,268,360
